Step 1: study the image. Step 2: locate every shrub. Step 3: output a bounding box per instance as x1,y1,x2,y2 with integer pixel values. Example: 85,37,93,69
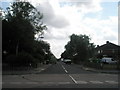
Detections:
4,51,40,67
89,57,101,63
5,54,17,65
16,52,36,66
49,56,57,64
33,53,44,63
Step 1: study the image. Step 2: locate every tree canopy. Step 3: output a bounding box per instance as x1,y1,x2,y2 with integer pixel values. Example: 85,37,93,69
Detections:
2,2,54,67
61,34,96,64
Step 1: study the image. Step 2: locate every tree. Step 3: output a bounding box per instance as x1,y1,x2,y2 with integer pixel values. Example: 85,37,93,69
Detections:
2,2,46,54
32,40,51,63
2,2,51,67
61,34,96,64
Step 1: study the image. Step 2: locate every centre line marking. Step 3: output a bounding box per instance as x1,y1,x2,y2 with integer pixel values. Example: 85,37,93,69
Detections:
69,75,78,84
61,64,77,84
61,65,65,70
65,70,68,73
61,65,68,73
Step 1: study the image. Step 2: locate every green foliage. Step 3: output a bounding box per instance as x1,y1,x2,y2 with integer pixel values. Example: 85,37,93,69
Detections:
2,2,53,67
32,40,51,63
5,2,47,36
5,54,17,65
16,52,37,66
89,57,101,63
50,55,57,64
61,34,96,64
5,52,39,67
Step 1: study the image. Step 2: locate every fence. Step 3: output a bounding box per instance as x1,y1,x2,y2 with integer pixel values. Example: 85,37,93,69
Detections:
83,62,118,70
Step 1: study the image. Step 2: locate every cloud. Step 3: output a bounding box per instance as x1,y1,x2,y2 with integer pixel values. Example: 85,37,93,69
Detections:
36,1,69,28
28,0,118,58
43,27,69,40
84,16,118,45
104,35,117,41
59,0,102,13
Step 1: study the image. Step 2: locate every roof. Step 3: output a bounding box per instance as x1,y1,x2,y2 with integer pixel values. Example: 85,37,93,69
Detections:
96,41,120,50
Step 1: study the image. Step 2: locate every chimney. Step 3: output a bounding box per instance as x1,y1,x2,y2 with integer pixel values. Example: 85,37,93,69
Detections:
97,45,99,47
106,41,109,44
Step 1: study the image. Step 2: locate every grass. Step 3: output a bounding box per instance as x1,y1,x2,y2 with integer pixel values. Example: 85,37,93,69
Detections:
102,64,118,70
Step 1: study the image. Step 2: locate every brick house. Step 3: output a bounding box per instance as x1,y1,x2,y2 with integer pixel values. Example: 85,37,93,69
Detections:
95,41,120,60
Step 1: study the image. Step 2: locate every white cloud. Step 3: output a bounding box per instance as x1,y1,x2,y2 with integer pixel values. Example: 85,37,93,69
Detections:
82,16,118,45
35,1,69,28
28,0,118,58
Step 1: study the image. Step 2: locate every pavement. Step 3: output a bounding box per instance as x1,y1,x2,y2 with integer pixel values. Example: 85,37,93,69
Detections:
82,66,119,74
2,64,52,75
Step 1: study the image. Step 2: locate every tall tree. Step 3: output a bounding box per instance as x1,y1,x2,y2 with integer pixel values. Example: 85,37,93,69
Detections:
2,2,52,66
61,34,96,64
3,2,46,55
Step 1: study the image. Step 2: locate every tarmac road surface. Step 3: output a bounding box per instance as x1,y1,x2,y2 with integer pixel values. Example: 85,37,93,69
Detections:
2,61,119,89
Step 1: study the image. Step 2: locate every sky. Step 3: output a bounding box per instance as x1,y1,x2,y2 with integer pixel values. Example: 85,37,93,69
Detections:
1,0,119,58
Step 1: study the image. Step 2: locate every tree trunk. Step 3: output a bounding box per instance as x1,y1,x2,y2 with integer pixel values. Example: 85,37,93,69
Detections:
16,40,19,56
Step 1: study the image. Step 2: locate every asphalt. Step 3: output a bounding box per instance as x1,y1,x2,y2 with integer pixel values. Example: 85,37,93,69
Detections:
2,63,119,75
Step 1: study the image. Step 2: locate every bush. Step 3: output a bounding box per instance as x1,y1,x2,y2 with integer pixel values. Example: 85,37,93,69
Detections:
33,53,44,63
49,56,57,64
89,57,101,63
16,52,37,66
84,62,102,69
4,54,17,65
4,52,39,67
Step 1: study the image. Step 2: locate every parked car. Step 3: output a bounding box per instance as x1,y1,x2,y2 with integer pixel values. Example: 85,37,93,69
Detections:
100,57,117,64
63,59,72,64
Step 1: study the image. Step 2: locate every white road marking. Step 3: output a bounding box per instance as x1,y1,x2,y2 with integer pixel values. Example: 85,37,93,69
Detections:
69,75,78,84
25,82,39,84
65,70,68,73
43,82,71,84
105,81,118,84
61,65,68,73
10,82,22,84
61,65,66,70
61,64,78,84
42,82,57,84
41,69,45,71
58,82,71,84
89,81,103,84
77,81,88,84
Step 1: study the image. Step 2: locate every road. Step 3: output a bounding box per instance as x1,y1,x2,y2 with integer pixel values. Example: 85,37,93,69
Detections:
2,61,119,89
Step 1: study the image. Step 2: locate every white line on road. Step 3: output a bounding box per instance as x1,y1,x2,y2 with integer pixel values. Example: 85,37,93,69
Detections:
105,81,118,84
69,75,78,84
61,65,66,70
76,81,88,84
61,65,68,73
61,65,77,84
89,81,103,84
41,69,45,71
10,82,22,84
65,70,68,73
58,82,71,84
41,82,71,85
25,82,39,84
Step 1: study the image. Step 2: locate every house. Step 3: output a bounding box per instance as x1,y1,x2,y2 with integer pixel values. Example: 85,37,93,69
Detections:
95,41,120,60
